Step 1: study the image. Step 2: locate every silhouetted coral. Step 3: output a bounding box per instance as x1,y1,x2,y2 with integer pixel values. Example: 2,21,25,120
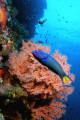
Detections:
31,99,66,120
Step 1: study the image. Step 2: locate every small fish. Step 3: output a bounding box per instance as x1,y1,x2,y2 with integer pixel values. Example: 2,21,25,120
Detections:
32,50,73,88
58,19,60,21
69,108,73,110
0,0,7,30
8,37,13,44
76,112,79,114
38,41,43,44
38,19,47,24
66,21,68,23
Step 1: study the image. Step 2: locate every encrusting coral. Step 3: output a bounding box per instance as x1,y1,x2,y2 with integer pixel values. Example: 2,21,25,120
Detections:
7,40,75,120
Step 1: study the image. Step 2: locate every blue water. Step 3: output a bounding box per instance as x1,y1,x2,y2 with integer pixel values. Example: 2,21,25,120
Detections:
32,1,80,119
13,0,80,119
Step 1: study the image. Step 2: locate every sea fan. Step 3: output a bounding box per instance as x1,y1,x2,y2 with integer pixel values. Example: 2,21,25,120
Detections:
7,40,75,120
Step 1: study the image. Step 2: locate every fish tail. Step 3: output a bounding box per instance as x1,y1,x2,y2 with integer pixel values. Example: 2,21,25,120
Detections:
63,75,74,83
61,75,73,95
44,19,47,22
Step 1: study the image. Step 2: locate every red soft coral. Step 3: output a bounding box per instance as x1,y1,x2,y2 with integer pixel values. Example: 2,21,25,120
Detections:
7,40,74,97
7,40,75,120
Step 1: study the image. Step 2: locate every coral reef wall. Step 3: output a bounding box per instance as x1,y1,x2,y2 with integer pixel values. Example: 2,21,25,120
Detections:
12,0,47,38
0,0,75,119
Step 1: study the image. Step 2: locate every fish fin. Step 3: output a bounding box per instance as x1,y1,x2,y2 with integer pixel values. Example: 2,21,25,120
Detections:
61,77,67,95
60,79,66,97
